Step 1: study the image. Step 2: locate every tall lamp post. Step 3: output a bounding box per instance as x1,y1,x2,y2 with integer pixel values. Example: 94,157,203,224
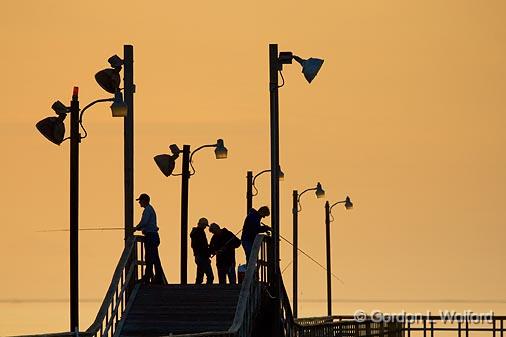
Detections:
245,167,284,214
325,196,353,316
292,182,325,318
95,45,135,243
268,43,324,332
154,139,228,284
36,87,127,332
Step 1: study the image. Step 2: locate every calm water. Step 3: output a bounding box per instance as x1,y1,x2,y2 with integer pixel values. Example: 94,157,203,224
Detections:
1,300,505,336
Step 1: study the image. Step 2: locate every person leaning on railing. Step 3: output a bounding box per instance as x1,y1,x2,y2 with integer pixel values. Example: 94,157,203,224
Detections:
241,206,271,262
134,193,166,284
209,223,241,284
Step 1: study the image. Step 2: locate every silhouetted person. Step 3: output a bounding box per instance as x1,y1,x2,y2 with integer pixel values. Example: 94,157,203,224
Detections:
134,193,166,284
241,206,271,262
209,223,241,284
190,217,214,284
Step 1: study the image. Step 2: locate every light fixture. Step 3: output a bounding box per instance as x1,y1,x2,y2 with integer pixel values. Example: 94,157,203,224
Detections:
154,144,181,177
110,91,128,117
316,182,325,198
169,144,181,156
36,114,66,145
293,56,324,83
52,100,68,115
95,55,123,94
154,154,176,177
344,196,353,210
95,69,120,94
214,139,228,159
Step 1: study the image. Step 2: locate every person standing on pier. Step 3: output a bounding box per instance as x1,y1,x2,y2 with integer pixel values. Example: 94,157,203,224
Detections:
134,193,166,284
190,217,214,284
241,206,271,262
209,223,241,284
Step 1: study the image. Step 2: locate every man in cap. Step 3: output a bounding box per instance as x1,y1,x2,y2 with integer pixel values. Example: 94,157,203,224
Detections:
134,193,166,284
190,217,214,284
209,223,241,284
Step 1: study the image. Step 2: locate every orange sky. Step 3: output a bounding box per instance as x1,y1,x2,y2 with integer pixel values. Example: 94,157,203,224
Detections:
2,0,506,335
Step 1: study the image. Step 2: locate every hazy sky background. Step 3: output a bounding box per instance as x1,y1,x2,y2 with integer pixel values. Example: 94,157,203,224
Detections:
1,0,506,335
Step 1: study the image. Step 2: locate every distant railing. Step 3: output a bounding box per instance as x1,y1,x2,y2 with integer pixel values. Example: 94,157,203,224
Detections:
85,236,145,337
294,317,403,337
280,286,404,337
404,315,506,337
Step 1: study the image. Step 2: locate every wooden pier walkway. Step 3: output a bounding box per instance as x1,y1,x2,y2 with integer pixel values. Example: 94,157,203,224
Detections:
120,284,241,336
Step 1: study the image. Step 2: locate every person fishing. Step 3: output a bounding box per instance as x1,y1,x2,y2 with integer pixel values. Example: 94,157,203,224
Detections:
209,223,241,284
134,193,167,285
241,206,271,262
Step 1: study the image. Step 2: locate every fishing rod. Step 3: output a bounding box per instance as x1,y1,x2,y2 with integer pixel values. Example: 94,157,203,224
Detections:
259,222,344,284
209,228,243,259
278,233,344,284
40,224,344,283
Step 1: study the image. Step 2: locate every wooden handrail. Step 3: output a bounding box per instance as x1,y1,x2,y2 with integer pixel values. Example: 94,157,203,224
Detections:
86,236,144,337
228,234,269,334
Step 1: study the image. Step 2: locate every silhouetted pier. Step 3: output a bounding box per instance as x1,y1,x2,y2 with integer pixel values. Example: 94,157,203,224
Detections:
16,236,506,337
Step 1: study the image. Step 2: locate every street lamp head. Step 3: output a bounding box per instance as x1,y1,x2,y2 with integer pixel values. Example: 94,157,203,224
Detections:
107,55,123,69
154,154,177,177
95,68,121,94
51,100,68,115
110,91,128,117
169,144,181,157
293,56,324,83
344,196,353,210
215,139,228,159
36,114,66,145
315,182,325,198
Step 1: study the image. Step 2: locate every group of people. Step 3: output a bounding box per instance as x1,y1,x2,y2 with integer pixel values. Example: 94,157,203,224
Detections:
134,193,272,285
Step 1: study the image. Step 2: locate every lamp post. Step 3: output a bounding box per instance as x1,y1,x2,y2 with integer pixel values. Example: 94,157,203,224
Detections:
36,87,126,332
154,139,228,284
325,196,353,316
268,43,324,332
95,45,135,243
245,167,284,214
292,182,325,318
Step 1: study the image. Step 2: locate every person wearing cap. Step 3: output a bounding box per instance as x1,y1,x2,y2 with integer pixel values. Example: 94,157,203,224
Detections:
134,193,166,284
209,223,241,284
241,206,271,262
190,217,214,284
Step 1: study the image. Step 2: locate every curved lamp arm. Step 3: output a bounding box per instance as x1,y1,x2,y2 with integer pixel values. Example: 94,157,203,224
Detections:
329,197,353,222
189,143,217,176
297,187,317,213
79,98,114,139
252,169,271,196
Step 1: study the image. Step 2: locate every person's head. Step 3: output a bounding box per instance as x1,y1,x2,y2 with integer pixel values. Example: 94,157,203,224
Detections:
209,223,221,234
136,193,150,208
197,217,209,229
258,206,270,218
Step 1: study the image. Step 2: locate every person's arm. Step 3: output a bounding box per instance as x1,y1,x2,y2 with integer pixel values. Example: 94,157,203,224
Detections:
259,222,271,233
135,207,150,231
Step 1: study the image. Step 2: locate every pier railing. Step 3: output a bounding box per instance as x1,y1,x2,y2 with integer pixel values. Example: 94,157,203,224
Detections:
404,315,506,337
85,235,145,337
293,316,403,337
